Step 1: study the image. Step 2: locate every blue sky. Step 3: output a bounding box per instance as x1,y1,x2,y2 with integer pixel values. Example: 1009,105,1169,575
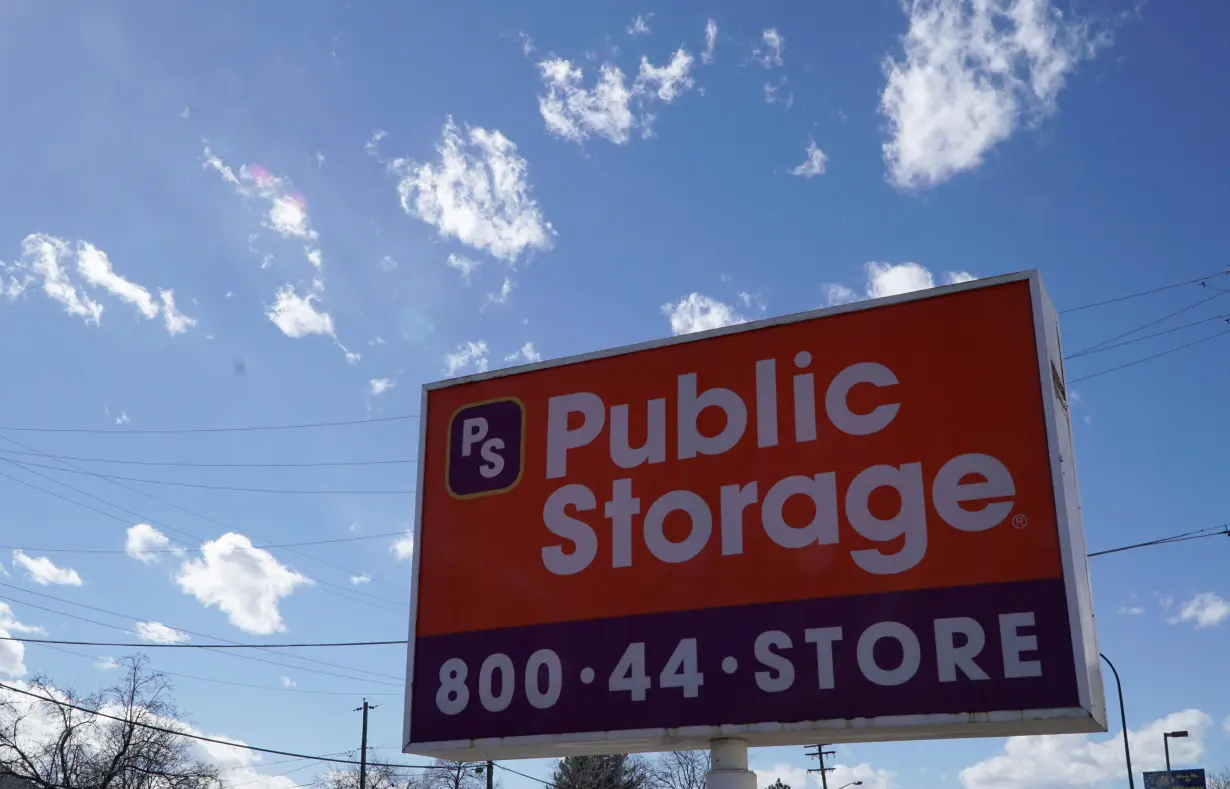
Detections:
0,1,1228,788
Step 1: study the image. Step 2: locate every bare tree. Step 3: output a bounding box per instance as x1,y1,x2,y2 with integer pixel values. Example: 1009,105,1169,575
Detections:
1207,768,1230,789
423,760,486,789
0,656,220,789
552,755,647,789
314,753,422,789
646,751,709,789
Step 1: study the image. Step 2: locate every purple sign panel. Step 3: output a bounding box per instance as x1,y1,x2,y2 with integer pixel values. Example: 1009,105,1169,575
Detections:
410,578,1078,743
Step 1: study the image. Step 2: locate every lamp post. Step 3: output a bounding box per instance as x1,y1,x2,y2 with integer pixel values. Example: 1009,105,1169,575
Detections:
1163,730,1189,773
1100,654,1135,789
835,782,863,789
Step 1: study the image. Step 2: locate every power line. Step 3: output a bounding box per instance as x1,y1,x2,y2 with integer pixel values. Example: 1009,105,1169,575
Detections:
1058,270,1228,314
1067,327,1230,384
3,636,406,649
495,764,556,788
1087,525,1228,558
1063,313,1230,360
0,433,409,602
0,448,416,468
0,581,403,685
0,681,433,770
0,530,408,555
34,643,401,698
0,438,407,611
1,456,415,495
0,413,419,435
1066,286,1229,358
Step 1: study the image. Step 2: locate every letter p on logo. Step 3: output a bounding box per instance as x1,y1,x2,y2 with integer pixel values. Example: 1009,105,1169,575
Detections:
446,398,525,499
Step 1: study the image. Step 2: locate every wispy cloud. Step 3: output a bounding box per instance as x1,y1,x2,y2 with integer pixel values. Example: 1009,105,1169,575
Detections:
1,235,195,334
12,551,83,587
879,0,1107,190
504,342,542,364
661,293,747,336
537,47,697,145
790,138,828,178
391,118,555,263
822,262,976,305
134,621,190,644
753,28,785,68
444,340,490,376
1170,592,1230,629
368,378,395,396
627,14,653,36
702,19,718,64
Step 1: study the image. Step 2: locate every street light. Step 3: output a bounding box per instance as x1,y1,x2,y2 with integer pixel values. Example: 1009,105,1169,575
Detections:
835,782,863,789
1163,730,1189,772
1101,653,1135,789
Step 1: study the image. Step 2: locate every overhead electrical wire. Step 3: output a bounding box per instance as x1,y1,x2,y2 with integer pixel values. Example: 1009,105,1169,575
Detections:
1087,524,1228,558
4,636,405,649
1066,286,1229,358
0,530,409,555
0,460,406,615
1063,313,1230,359
1058,270,1229,314
33,643,400,698
0,434,407,609
0,432,410,601
0,681,436,770
0,456,414,495
0,447,416,468
1067,327,1230,384
0,412,419,435
0,581,403,685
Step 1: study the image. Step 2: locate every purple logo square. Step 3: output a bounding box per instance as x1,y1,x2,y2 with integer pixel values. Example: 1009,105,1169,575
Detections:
446,398,525,499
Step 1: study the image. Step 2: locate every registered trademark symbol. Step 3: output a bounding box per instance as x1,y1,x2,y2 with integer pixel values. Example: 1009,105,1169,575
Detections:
1012,514,1028,529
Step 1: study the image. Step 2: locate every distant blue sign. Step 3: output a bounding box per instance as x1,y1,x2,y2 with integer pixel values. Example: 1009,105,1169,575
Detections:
1144,770,1206,789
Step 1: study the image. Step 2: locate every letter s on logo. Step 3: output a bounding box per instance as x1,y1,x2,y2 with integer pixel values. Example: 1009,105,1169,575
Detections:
479,438,506,479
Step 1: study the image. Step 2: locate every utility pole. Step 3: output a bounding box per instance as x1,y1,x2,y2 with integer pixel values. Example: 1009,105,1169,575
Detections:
486,760,494,789
804,745,836,789
355,699,379,789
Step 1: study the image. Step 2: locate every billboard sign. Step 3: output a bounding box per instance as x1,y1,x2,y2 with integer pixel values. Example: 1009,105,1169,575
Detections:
1145,771,1208,789
403,270,1105,759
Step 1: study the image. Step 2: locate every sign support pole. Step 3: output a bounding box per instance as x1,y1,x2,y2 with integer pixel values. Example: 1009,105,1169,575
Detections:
705,739,756,789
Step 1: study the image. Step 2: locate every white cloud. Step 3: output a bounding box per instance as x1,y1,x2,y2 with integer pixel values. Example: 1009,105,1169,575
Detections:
265,285,335,339
134,621,190,644
822,261,978,305
125,523,182,564
960,709,1213,789
637,49,696,102
74,241,158,319
1171,592,1230,629
444,340,490,377
702,19,718,64
628,14,652,36
1,235,194,334
0,602,44,677
879,0,1106,190
764,78,794,109
314,151,326,167
96,656,121,670
391,532,414,561
757,762,893,789
159,289,197,335
12,551,82,587
392,117,554,263
537,49,696,145
115,411,131,426
539,60,639,145
661,293,747,336
447,253,482,283
504,342,542,364
754,28,785,67
378,255,398,272
280,676,296,688
365,129,388,159
203,149,325,276
790,138,828,178
349,574,371,586
517,32,535,56
369,378,395,396
485,276,514,306
175,533,312,634
1117,605,1144,616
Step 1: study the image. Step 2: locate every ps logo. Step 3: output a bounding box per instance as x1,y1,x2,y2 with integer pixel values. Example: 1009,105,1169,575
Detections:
446,398,525,499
